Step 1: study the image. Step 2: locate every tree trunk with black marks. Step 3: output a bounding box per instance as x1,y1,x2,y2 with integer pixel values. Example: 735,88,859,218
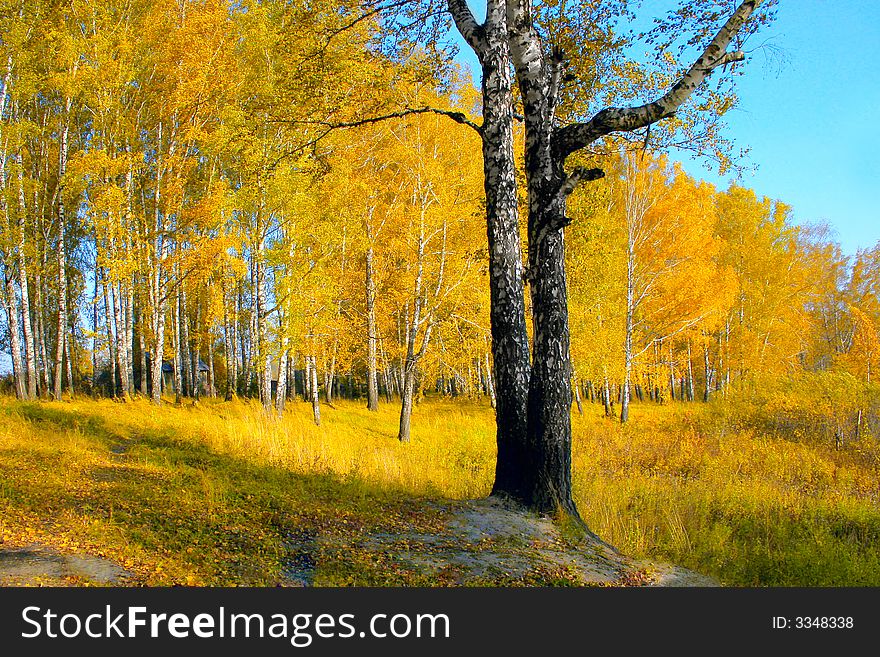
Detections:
180,287,191,398
112,278,130,400
173,287,183,404
149,123,169,405
687,340,695,402
16,156,36,400
102,270,118,397
365,240,379,411
276,338,289,416
139,333,148,396
703,342,713,402
53,99,72,401
325,352,336,405
448,0,531,501
310,355,320,426
503,0,762,514
2,275,25,399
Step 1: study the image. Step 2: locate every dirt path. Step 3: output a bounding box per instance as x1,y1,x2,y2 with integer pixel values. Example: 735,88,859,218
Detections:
0,545,130,586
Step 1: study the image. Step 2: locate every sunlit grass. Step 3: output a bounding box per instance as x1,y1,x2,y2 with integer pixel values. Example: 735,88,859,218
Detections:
2,393,880,585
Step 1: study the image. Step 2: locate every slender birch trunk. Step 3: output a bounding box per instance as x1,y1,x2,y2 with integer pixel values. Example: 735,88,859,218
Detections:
276,338,289,416
173,286,183,404
53,95,73,400
2,275,25,398
102,270,118,397
484,352,497,410
310,354,320,426
17,155,36,399
365,240,379,411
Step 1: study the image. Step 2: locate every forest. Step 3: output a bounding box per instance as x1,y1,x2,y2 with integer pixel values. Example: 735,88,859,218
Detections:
2,0,880,587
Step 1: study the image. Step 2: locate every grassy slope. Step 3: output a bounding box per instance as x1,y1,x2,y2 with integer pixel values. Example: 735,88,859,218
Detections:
1,395,879,586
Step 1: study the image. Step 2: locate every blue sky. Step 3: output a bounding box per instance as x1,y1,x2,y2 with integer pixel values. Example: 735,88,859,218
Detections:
453,0,880,256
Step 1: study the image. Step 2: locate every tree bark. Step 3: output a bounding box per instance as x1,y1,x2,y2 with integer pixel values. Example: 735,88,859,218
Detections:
173,286,183,404
2,275,25,399
448,0,531,501
484,352,497,410
703,342,713,402
53,98,72,401
36,271,50,395
365,240,380,411
398,364,416,443
502,0,762,513
276,339,289,416
102,270,118,397
310,354,320,426
687,339,695,402
149,122,169,405
17,157,36,400
180,287,191,398
139,332,148,396
112,278,130,399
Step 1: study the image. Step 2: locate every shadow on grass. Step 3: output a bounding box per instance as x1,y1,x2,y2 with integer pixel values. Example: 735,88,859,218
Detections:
0,401,449,586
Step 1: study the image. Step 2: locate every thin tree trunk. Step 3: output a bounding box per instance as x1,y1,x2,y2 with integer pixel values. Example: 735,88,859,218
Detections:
310,354,320,426
139,332,148,396
112,278,130,399
398,364,416,443
602,372,612,418
325,352,336,405
365,241,379,411
207,332,215,397
2,275,25,399
102,270,118,398
180,287,191,398
484,352,497,410
36,271,49,395
276,340,289,416
191,298,200,400
17,159,36,400
257,263,272,412
687,340,695,402
92,256,100,394
125,282,134,394
703,342,713,402
65,327,74,396
149,122,168,405
173,287,182,404
53,111,71,401
303,352,311,402
223,288,234,401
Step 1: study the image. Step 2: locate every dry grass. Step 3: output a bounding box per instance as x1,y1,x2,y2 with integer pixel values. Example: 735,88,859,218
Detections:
2,392,880,585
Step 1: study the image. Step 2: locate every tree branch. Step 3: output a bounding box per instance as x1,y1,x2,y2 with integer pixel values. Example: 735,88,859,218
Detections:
552,0,762,161
281,106,482,135
558,166,605,198
269,106,482,169
447,0,485,53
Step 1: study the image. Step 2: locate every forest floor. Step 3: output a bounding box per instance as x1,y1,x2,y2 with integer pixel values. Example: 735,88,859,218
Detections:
0,497,714,587
1,394,878,586
0,395,714,587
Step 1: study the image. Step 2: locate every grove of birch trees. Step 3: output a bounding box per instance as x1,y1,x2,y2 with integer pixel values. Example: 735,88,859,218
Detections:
1,0,877,511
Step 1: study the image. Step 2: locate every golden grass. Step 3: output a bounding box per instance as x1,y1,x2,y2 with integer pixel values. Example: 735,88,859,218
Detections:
2,393,880,585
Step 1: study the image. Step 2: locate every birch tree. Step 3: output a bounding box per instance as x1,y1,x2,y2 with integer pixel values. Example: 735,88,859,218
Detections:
494,0,771,512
